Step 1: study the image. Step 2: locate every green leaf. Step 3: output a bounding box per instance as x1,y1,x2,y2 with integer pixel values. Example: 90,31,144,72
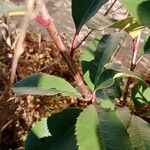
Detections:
81,32,125,90
87,14,144,38
104,63,144,80
76,105,103,150
96,63,144,91
96,62,144,90
117,107,132,128
128,116,150,150
12,73,80,97
99,99,115,110
76,104,132,150
96,69,122,98
86,13,115,30
120,0,150,28
0,0,25,16
111,17,144,38
140,35,150,56
131,82,150,107
25,108,82,150
72,0,108,33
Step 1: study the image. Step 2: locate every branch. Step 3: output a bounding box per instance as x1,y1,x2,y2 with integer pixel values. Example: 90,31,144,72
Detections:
70,0,118,57
10,0,35,84
70,29,94,57
122,33,141,105
104,0,118,16
35,0,92,100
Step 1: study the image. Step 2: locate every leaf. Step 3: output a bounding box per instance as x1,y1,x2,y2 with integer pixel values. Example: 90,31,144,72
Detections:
120,0,150,28
72,0,108,33
12,73,80,97
95,63,145,91
76,105,103,150
0,0,25,16
96,69,122,98
117,107,132,128
111,17,144,38
86,12,114,30
140,35,150,56
76,104,132,150
99,99,115,110
105,63,144,78
81,32,125,90
25,108,82,150
128,116,150,150
87,14,144,38
131,82,150,107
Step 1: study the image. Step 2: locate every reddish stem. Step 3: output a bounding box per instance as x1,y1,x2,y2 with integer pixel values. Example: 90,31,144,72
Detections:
122,33,141,105
35,15,92,100
70,32,79,57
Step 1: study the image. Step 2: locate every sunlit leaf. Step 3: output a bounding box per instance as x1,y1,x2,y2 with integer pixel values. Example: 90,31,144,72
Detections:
120,0,150,28
131,82,150,107
25,108,82,150
13,73,80,97
76,104,132,150
87,14,144,38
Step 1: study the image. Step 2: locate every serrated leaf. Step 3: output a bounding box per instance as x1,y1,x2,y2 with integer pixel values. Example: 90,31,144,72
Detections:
72,0,108,33
131,82,150,107
32,118,51,139
128,116,150,150
0,0,25,16
25,108,82,150
76,104,132,150
12,73,80,97
81,32,125,91
120,0,150,28
140,35,150,56
76,105,103,150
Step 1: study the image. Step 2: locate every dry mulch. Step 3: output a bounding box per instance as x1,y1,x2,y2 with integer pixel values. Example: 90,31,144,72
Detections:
0,31,87,149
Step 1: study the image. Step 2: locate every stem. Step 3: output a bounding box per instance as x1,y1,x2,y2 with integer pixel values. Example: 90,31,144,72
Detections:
35,0,92,100
136,55,144,65
70,32,78,57
104,0,117,16
46,23,92,100
70,29,94,57
70,0,118,58
122,33,141,105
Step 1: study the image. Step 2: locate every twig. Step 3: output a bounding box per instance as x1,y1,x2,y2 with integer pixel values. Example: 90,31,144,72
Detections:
122,33,141,105
136,55,145,65
35,0,92,100
10,0,35,84
70,0,118,58
104,0,117,16
70,29,94,57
